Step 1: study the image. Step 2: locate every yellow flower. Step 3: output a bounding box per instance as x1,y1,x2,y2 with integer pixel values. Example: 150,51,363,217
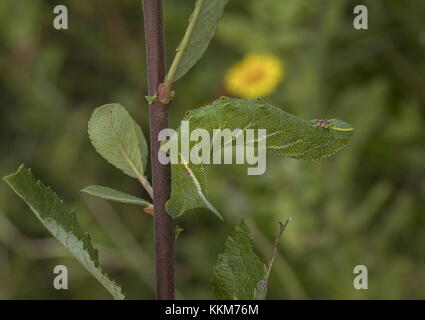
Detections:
224,54,284,99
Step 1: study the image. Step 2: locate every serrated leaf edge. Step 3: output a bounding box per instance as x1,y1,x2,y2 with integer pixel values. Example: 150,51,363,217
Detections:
3,165,126,300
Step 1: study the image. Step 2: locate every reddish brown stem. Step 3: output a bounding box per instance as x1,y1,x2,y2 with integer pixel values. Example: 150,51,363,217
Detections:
142,0,174,300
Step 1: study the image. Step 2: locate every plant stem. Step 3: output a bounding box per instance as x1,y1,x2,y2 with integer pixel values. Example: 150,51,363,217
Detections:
142,0,175,300
264,218,291,281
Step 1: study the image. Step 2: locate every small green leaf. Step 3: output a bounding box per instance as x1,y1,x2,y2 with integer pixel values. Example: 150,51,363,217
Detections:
212,221,265,300
175,225,184,240
167,0,229,82
145,95,157,105
88,104,148,179
167,97,354,218
81,185,151,207
3,165,125,300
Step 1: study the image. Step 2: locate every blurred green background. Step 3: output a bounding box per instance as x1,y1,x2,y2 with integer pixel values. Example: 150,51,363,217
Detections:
1,0,425,299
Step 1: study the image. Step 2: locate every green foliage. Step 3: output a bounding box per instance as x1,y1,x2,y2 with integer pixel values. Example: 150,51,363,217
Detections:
175,225,184,239
81,185,151,207
167,157,222,219
167,0,229,82
2,165,125,300
1,0,424,300
166,97,353,218
145,95,157,105
88,104,148,180
212,221,265,300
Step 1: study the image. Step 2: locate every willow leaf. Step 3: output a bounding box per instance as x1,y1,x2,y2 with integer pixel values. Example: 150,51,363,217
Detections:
167,152,222,219
167,97,354,218
81,185,151,207
168,0,229,82
88,104,148,179
212,221,265,300
3,165,125,300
